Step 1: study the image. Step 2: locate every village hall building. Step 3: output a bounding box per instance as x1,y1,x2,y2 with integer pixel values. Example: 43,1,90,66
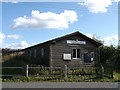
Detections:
22,31,102,68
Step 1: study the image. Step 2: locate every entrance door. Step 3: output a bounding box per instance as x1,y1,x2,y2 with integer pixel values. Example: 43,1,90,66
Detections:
84,52,94,62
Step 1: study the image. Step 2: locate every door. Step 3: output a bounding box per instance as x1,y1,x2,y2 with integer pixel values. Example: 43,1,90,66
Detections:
84,52,94,62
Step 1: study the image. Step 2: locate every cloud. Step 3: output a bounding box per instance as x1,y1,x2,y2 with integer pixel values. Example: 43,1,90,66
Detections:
0,32,21,40
21,41,28,47
0,32,6,47
102,35,118,41
0,32,23,48
0,32,6,40
10,10,78,29
11,1,18,3
101,35,118,46
7,34,21,39
5,41,28,49
78,0,119,13
86,33,118,46
2,0,19,3
112,0,120,2
86,33,97,39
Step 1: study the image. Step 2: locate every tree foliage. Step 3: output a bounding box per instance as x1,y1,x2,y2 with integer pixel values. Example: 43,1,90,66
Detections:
99,46,120,72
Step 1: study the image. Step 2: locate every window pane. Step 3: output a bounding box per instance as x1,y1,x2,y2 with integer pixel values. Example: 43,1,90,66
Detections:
40,49,41,56
34,49,36,58
72,49,76,58
41,48,44,56
27,51,29,56
30,50,32,57
77,49,80,58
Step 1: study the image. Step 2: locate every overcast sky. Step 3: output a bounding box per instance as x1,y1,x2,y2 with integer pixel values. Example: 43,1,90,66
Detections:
1,0,119,49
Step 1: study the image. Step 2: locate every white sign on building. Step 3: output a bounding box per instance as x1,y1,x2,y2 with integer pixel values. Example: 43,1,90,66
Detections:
67,40,86,45
63,54,71,60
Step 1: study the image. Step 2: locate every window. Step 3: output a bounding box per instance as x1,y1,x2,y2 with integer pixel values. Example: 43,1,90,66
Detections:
34,49,36,58
40,48,44,56
72,49,80,59
27,51,29,56
63,54,71,60
29,50,32,57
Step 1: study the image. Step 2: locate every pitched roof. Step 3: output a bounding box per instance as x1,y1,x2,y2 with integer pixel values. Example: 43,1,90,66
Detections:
22,31,102,51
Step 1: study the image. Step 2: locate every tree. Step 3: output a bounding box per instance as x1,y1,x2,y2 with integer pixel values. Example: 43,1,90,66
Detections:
99,45,120,72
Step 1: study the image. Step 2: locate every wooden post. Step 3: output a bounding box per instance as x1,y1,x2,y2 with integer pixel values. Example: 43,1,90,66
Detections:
110,66,113,78
50,66,53,72
101,65,104,77
111,70,113,79
26,65,29,77
82,68,84,73
64,65,67,78
95,68,98,74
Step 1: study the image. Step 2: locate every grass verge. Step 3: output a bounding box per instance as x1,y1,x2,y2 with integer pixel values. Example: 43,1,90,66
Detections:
2,72,120,82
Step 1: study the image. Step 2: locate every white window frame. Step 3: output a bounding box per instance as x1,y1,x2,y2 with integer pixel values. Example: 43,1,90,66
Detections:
72,49,80,59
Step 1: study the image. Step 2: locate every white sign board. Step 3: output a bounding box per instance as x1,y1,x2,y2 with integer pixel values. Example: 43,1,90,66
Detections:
63,54,71,60
67,40,86,45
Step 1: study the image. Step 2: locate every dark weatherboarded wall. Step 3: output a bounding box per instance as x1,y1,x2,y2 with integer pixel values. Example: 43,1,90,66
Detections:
24,43,50,66
22,32,100,67
50,35,98,68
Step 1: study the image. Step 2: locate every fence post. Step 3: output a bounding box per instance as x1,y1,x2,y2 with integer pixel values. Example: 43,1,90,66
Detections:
110,65,113,78
101,65,104,77
26,65,29,77
95,68,98,74
82,68,84,73
50,66,53,72
64,65,67,79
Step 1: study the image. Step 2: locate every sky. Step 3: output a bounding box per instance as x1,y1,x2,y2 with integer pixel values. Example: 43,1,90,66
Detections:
0,0,119,49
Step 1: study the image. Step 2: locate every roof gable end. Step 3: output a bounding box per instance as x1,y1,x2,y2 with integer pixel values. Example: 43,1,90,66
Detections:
22,31,102,51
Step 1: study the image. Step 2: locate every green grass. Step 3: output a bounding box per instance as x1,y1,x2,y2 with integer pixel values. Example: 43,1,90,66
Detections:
113,72,120,81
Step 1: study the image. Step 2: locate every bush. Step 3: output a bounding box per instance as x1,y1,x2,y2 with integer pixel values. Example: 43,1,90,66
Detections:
51,70,63,75
29,68,50,75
